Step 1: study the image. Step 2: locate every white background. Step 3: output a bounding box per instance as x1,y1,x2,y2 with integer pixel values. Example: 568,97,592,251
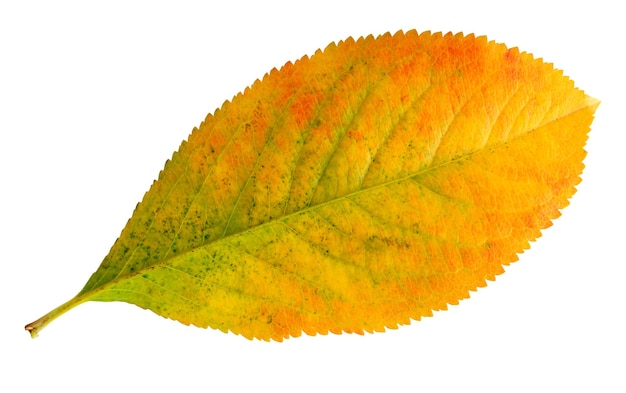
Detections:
1,1,623,392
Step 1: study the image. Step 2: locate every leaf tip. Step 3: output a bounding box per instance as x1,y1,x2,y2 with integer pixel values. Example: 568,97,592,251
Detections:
586,95,601,111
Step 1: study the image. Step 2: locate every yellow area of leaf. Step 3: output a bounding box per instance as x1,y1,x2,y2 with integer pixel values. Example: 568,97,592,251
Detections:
26,31,599,340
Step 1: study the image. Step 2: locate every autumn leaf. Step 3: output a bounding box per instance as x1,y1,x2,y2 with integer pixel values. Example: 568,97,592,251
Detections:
26,30,599,341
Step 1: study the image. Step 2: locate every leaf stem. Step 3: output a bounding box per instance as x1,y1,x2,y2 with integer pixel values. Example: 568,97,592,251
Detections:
25,295,88,338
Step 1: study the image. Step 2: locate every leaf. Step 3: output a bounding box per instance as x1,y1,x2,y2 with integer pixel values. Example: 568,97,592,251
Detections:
26,30,599,341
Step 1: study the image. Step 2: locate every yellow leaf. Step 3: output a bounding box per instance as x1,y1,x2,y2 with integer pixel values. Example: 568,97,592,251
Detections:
26,31,599,341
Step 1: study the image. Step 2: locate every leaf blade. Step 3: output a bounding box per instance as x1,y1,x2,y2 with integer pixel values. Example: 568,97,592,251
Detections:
27,30,599,340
